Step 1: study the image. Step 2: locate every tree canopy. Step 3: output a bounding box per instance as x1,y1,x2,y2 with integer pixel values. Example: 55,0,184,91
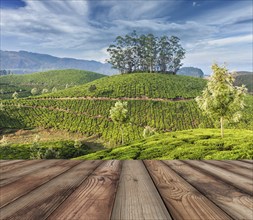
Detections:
107,31,185,74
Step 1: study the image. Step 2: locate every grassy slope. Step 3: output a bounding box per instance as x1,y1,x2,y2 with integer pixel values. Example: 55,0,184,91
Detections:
0,69,106,99
1,73,253,145
41,73,207,98
0,128,104,159
75,129,253,160
1,72,252,159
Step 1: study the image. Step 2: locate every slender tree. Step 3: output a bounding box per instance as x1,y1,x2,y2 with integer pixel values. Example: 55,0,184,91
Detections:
167,36,185,74
109,101,128,145
196,63,247,138
143,34,157,73
12,91,18,99
52,87,57,93
157,36,171,73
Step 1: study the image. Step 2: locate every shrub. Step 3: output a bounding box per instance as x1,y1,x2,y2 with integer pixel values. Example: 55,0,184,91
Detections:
143,126,156,138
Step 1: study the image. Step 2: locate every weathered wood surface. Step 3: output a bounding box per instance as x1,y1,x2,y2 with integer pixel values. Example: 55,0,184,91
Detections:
111,160,172,220
0,160,252,220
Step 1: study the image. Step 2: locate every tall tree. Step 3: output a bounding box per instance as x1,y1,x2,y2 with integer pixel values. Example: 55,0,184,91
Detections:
143,34,157,73
167,36,185,74
196,64,247,138
107,36,127,74
157,36,171,73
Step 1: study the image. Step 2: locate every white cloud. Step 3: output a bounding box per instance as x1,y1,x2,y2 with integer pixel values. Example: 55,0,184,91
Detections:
195,1,253,26
0,0,252,72
207,35,253,46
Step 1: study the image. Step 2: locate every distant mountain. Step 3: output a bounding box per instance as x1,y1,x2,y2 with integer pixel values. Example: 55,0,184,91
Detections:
233,71,253,93
177,67,204,78
234,71,253,76
0,50,117,75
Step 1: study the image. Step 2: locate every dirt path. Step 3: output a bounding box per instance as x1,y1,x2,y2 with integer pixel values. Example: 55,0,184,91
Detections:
32,96,194,102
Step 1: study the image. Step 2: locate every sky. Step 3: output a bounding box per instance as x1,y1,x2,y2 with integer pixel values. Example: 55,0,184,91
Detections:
0,0,252,74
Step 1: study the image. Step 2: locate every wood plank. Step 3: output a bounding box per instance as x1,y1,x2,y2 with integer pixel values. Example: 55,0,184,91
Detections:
0,160,25,170
185,160,253,196
111,160,172,220
227,160,253,169
0,160,81,208
0,160,24,167
47,160,122,220
0,160,41,174
164,160,253,220
204,160,253,179
239,159,253,164
0,160,55,186
0,160,102,220
144,160,232,220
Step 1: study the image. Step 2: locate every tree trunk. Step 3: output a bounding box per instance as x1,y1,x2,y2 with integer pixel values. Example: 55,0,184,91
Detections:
220,116,224,138
120,125,124,145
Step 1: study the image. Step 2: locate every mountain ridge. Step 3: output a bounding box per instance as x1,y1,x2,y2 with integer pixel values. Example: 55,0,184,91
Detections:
0,50,117,75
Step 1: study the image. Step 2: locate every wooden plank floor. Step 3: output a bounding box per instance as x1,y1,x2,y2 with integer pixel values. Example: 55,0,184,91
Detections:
0,160,252,220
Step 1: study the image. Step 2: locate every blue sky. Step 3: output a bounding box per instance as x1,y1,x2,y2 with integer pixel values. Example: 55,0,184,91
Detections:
0,0,252,74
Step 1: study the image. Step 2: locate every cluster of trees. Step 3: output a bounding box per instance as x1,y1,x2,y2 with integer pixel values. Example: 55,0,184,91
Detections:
107,31,185,74
0,70,12,76
31,87,57,96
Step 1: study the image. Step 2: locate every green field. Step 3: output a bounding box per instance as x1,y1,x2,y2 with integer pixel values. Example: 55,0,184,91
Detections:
0,69,105,99
75,129,253,160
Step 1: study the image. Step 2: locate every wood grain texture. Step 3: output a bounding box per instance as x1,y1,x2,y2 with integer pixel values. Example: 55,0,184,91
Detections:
111,160,172,220
0,160,39,174
0,160,49,186
225,160,253,169
185,160,253,196
240,159,253,164
0,160,80,208
164,160,253,220
0,160,102,220
47,160,122,220
204,160,253,179
144,160,232,220
1,160,252,220
0,160,24,166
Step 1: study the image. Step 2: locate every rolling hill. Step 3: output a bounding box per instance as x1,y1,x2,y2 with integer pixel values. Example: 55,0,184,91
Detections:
40,73,207,99
0,69,106,99
0,50,117,75
1,73,252,148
